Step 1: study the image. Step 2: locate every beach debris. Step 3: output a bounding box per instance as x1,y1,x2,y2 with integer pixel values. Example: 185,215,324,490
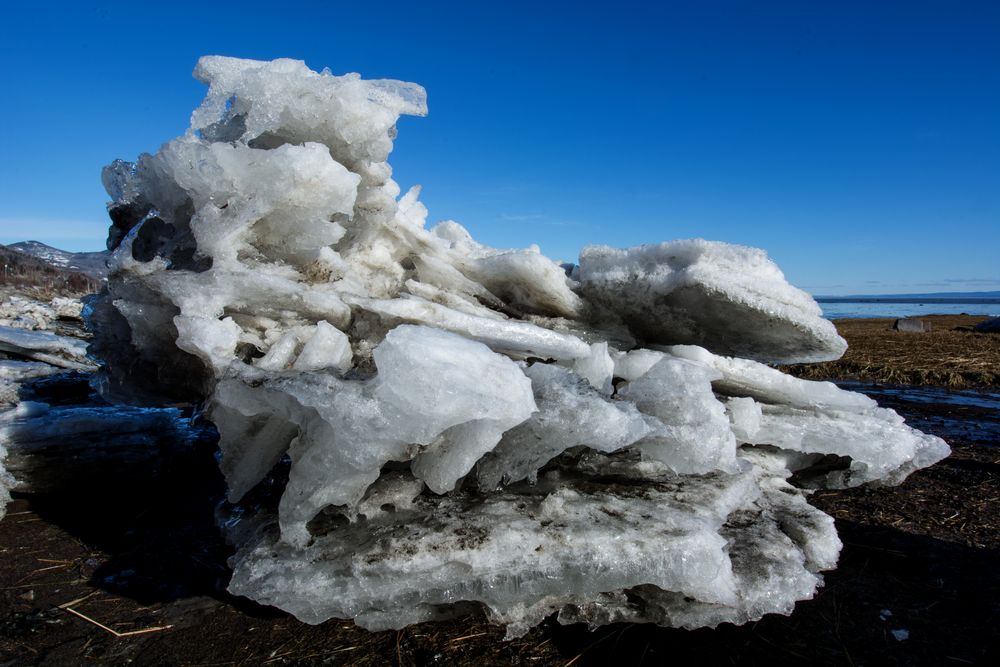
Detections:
71,56,950,636
893,318,932,333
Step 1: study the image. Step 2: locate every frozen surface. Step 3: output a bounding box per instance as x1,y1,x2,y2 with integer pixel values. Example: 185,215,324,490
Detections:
211,325,534,547
85,56,950,636
226,449,840,638
0,295,86,332
0,295,96,519
0,325,94,370
0,400,200,494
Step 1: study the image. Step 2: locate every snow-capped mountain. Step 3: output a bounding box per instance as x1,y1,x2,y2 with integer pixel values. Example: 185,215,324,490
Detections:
7,241,108,279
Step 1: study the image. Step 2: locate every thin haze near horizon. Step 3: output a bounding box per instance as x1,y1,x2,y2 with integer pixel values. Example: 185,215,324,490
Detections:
0,1,997,296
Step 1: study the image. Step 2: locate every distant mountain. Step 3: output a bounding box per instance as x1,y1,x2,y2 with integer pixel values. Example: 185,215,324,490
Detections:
7,241,109,280
0,244,103,295
816,291,1000,303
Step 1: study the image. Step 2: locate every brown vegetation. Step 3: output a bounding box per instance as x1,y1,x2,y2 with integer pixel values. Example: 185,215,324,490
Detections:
0,246,101,297
784,314,1000,389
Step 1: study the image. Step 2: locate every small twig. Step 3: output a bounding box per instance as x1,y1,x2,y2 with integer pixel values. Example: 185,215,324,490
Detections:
63,606,174,637
1,580,78,590
59,596,173,638
62,607,123,636
10,563,73,586
15,641,38,655
31,563,71,574
58,591,99,608
449,632,487,643
113,624,175,637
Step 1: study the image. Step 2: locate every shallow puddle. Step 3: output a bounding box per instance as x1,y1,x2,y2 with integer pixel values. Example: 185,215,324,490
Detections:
836,380,1000,448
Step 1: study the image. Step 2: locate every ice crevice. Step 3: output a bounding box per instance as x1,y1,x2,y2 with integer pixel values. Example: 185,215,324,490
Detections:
74,55,951,635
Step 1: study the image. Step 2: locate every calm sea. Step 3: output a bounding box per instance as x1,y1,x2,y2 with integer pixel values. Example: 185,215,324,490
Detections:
817,299,1000,320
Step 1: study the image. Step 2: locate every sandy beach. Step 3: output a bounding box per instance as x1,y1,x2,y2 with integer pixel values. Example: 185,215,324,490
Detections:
1,317,997,666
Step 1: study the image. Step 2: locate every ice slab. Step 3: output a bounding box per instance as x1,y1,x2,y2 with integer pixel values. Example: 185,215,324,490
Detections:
666,344,876,412
750,403,951,488
211,325,535,547
617,357,740,475
227,449,838,637
0,325,95,370
578,241,847,364
347,295,591,361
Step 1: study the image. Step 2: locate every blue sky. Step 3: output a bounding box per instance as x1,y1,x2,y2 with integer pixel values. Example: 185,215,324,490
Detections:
0,1,997,296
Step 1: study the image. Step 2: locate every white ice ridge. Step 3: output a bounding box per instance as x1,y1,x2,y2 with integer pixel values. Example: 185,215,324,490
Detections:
578,242,847,364
88,56,949,635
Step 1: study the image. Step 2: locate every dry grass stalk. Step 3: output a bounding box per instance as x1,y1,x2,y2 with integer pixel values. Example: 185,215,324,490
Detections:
783,315,1000,388
58,593,173,638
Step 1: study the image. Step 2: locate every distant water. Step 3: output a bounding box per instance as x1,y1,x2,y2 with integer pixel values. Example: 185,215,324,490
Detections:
817,299,1000,320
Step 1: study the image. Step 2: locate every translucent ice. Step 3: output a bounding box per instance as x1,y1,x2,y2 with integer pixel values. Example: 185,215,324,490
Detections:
86,56,950,637
211,325,535,547
474,363,653,490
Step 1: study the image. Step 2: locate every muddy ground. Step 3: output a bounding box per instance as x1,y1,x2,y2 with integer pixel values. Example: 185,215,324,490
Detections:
1,318,998,666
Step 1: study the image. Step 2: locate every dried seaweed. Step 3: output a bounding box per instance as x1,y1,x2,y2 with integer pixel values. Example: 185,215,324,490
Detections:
783,315,1000,389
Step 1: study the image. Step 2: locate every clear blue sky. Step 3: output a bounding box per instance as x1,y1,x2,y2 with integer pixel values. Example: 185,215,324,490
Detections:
1,1,997,296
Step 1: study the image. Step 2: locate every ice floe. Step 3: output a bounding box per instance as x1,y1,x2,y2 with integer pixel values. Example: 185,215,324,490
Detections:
57,56,952,635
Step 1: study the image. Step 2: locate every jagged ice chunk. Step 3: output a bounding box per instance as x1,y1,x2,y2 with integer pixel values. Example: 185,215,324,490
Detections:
82,55,950,637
